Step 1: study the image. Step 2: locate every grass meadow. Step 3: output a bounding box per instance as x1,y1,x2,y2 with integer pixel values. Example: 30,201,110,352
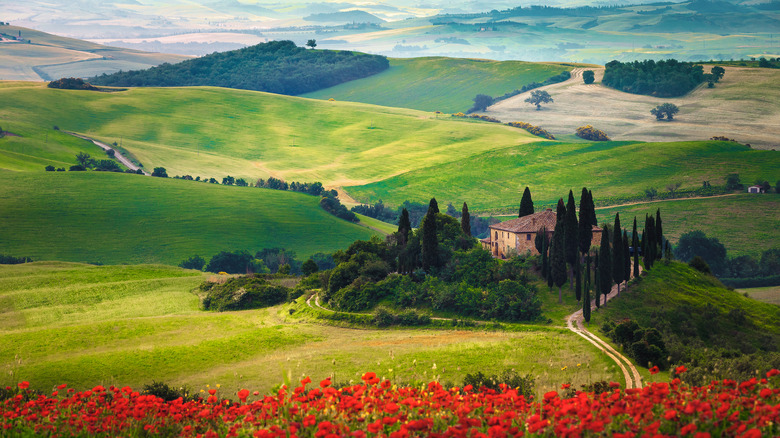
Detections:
346,140,778,213
303,57,571,113
0,262,622,398
0,172,376,265
741,286,780,305
0,83,538,186
595,194,780,257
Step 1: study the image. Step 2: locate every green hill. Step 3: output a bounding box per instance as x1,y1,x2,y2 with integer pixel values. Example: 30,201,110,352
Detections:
303,57,573,113
0,25,187,81
0,83,538,185
0,172,376,265
596,194,780,257
0,262,620,395
346,140,779,212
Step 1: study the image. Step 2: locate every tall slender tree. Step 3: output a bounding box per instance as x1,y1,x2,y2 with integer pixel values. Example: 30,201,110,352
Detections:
556,198,566,220
428,198,439,214
644,215,656,269
623,230,631,286
564,190,579,290
585,252,591,297
575,255,582,302
518,187,534,217
535,226,549,277
655,208,663,256
398,208,411,246
612,214,624,295
632,217,639,278
421,209,438,271
583,256,591,324
594,252,601,309
578,187,593,256
598,226,612,306
551,217,567,304
588,190,597,226
461,202,471,237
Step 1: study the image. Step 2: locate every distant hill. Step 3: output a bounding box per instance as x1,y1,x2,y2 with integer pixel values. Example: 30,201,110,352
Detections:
0,172,376,265
90,40,390,95
0,25,187,81
304,57,575,113
305,11,385,24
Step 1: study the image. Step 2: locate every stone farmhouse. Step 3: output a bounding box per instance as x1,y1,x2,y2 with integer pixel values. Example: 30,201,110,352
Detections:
480,209,602,258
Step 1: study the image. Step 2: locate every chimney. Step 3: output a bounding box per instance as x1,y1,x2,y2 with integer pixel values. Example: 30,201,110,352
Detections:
532,218,536,226
546,208,552,211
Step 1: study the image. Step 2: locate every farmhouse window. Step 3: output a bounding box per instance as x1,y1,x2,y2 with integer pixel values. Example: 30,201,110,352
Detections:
527,234,531,240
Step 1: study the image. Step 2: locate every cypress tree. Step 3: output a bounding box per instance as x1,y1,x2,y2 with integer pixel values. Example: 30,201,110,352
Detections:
594,252,600,309
612,214,624,295
575,255,582,301
655,208,663,256
632,217,639,278
623,230,631,286
518,187,534,217
421,210,438,271
578,187,593,256
588,190,597,226
556,198,566,220
398,208,411,246
428,198,439,214
564,190,579,289
645,215,656,269
585,252,591,295
461,202,471,237
551,217,567,304
535,226,549,276
583,257,591,324
598,226,612,306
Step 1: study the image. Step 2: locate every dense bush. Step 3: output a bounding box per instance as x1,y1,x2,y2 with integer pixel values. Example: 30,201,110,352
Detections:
463,370,535,398
319,196,357,222
602,59,705,97
201,276,289,311
372,306,431,327
602,319,669,369
205,250,253,274
575,125,610,141
179,255,206,271
0,254,33,264
91,40,389,95
506,121,555,139
142,382,194,402
47,77,99,91
351,200,397,223
688,255,712,274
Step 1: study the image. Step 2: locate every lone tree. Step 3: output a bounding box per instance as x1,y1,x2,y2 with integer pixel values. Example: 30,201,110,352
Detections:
518,187,534,217
525,90,553,110
582,70,595,84
421,208,438,271
461,202,471,237
75,152,93,169
306,39,317,49
650,103,679,121
470,94,493,112
551,217,567,304
711,66,725,82
397,208,411,246
578,187,593,256
151,167,168,178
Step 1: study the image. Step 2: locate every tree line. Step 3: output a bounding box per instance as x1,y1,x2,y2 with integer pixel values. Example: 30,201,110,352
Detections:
90,40,390,95
602,59,724,97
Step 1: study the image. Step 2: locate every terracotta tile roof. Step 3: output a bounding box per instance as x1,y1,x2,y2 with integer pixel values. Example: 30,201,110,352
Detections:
489,209,602,234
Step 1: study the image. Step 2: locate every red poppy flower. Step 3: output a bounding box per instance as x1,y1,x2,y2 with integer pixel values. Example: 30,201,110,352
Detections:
320,378,331,388
649,366,660,375
767,369,779,378
238,389,250,402
675,365,687,374
17,381,29,390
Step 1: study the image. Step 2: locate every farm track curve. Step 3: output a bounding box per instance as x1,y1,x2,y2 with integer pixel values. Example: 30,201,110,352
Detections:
66,132,148,175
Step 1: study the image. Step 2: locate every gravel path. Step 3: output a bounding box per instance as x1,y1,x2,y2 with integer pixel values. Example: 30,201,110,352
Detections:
67,132,148,175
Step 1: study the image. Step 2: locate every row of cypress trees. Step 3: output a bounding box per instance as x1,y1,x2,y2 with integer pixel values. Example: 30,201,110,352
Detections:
523,187,665,323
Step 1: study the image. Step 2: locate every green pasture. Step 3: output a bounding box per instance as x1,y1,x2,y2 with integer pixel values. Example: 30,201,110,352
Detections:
0,172,376,265
0,262,622,396
0,83,537,185
596,194,780,257
346,140,779,213
355,213,397,235
303,57,571,113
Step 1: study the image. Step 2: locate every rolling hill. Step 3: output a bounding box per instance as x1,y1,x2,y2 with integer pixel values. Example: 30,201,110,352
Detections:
0,25,188,81
303,57,575,113
0,82,539,186
346,140,779,212
0,172,377,265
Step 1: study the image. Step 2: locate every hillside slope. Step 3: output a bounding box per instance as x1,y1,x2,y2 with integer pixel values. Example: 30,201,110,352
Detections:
0,25,187,81
303,57,573,113
0,172,376,265
486,66,780,150
0,83,538,185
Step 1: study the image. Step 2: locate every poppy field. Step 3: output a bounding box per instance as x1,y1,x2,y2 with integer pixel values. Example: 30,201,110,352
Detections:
3,368,779,437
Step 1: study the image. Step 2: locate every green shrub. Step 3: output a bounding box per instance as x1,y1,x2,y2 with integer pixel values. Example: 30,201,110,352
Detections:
179,255,206,270
463,370,535,398
688,256,712,274
142,381,194,402
575,125,611,141
201,276,289,311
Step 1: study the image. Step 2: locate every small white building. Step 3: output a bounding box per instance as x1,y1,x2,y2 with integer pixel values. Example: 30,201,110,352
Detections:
747,185,763,194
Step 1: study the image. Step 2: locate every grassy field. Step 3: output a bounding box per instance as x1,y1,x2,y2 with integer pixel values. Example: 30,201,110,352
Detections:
595,194,780,257
0,172,376,265
303,57,572,113
0,26,187,81
346,140,778,213
0,262,622,396
0,82,538,186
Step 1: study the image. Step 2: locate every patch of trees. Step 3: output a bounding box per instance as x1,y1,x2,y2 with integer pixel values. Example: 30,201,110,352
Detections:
650,103,679,121
67,152,124,173
185,248,333,276
575,125,610,141
674,230,780,286
255,177,327,197
201,276,289,311
602,59,719,97
47,78,99,91
351,200,397,223
452,113,555,139
320,195,357,222
489,71,571,106
0,254,33,264
90,40,389,96
602,319,669,369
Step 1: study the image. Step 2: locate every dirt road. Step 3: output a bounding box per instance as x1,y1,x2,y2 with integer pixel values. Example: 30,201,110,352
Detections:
67,132,148,175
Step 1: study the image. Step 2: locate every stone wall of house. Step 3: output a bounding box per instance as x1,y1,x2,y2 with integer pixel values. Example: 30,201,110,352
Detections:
487,228,604,258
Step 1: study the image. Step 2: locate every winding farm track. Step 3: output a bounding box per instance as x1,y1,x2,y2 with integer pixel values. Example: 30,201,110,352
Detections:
66,132,149,175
